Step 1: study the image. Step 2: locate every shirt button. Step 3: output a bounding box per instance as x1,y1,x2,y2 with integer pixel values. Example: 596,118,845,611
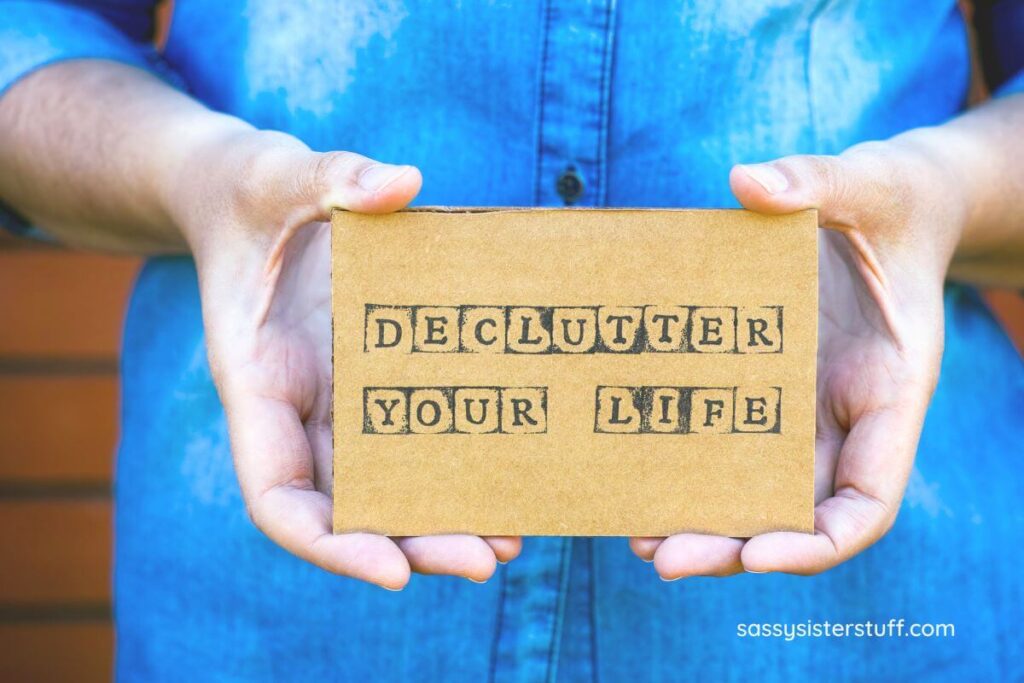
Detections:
556,166,584,204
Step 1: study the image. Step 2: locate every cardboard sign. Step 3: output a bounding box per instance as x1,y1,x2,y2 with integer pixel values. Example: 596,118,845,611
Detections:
332,208,817,537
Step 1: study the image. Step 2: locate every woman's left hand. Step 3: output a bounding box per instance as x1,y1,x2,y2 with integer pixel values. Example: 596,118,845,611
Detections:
631,134,968,577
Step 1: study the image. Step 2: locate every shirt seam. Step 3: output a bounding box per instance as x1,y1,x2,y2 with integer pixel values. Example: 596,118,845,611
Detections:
805,0,835,152
596,0,617,207
533,0,555,205
545,538,573,683
588,538,600,683
487,564,509,683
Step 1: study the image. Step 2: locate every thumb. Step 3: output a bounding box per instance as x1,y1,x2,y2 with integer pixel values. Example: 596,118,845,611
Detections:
730,155,863,229
731,152,941,349
302,150,422,216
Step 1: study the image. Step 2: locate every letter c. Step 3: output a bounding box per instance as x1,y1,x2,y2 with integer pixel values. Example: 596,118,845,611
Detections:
475,318,498,346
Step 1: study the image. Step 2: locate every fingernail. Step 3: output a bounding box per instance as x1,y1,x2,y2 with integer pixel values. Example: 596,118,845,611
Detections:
641,557,654,563
468,577,489,585
745,569,770,574
741,164,789,194
497,559,508,565
358,164,411,193
383,585,404,592
659,575,681,583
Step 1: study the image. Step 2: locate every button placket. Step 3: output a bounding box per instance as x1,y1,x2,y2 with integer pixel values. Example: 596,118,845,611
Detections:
534,0,617,208
488,2,619,680
556,165,585,204
490,537,573,683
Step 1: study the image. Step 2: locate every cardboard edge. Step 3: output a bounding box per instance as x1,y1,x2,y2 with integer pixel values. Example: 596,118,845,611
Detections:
806,207,820,534
331,207,820,217
330,216,339,533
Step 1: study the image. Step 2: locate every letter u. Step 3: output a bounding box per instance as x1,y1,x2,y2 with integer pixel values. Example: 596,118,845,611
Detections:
463,398,490,425
561,319,587,346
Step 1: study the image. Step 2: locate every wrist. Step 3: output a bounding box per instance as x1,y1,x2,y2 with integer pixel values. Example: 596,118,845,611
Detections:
871,126,975,276
886,124,983,259
159,117,309,262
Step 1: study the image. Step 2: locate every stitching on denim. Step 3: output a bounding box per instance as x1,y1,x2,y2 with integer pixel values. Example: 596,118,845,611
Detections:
805,0,836,152
533,0,554,205
596,0,617,206
952,5,972,108
487,564,509,683
545,538,573,683
588,538,600,683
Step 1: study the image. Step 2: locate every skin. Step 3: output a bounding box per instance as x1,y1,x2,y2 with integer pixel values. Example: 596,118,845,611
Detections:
634,121,1024,578
1,61,1022,587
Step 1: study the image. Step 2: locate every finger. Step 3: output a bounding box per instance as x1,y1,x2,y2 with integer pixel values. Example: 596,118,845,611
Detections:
304,150,422,215
261,486,410,589
730,150,917,251
730,155,862,227
814,407,846,504
652,534,745,580
628,537,664,561
226,390,411,589
483,536,523,563
740,490,886,575
396,535,498,583
731,155,910,342
741,401,924,574
304,420,332,495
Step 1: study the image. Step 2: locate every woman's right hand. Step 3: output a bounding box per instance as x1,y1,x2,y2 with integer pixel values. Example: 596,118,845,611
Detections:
169,128,521,589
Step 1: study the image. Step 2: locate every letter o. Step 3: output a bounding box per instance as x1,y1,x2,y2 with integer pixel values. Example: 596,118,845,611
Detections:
416,399,442,427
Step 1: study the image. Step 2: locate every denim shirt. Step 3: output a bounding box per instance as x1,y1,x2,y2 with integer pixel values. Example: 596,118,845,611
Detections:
2,2,1023,681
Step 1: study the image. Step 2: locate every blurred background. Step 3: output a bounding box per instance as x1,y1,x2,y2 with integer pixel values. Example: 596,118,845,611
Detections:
0,236,137,680
0,215,1021,682
0,1,1022,679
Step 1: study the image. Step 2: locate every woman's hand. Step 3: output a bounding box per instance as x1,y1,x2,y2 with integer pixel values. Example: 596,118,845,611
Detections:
631,134,968,577
170,130,521,589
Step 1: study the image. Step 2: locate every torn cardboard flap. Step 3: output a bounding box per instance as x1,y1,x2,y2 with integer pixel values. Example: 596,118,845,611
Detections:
332,208,817,537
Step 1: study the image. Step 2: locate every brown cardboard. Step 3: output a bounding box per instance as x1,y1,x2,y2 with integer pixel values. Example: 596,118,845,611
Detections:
332,208,817,537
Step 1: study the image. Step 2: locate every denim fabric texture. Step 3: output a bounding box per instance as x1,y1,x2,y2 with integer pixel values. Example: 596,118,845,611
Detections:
1,1,1023,680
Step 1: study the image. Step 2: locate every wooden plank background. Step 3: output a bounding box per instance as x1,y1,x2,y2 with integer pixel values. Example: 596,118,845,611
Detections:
0,234,1022,681
3,5,1022,680
0,240,137,682
1,6,1021,680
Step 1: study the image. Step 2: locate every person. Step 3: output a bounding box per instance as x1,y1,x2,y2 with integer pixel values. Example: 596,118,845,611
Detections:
1,1,1021,680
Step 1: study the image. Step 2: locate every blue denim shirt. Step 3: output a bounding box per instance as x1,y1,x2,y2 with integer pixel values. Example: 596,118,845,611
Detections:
2,2,1023,681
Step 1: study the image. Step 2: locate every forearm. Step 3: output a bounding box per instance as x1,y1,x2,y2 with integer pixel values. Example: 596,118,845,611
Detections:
897,94,1024,287
0,60,255,253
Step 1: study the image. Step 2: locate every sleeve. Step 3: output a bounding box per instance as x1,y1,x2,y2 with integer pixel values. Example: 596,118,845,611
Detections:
976,0,1024,97
0,0,177,97
995,70,1024,98
0,0,180,238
